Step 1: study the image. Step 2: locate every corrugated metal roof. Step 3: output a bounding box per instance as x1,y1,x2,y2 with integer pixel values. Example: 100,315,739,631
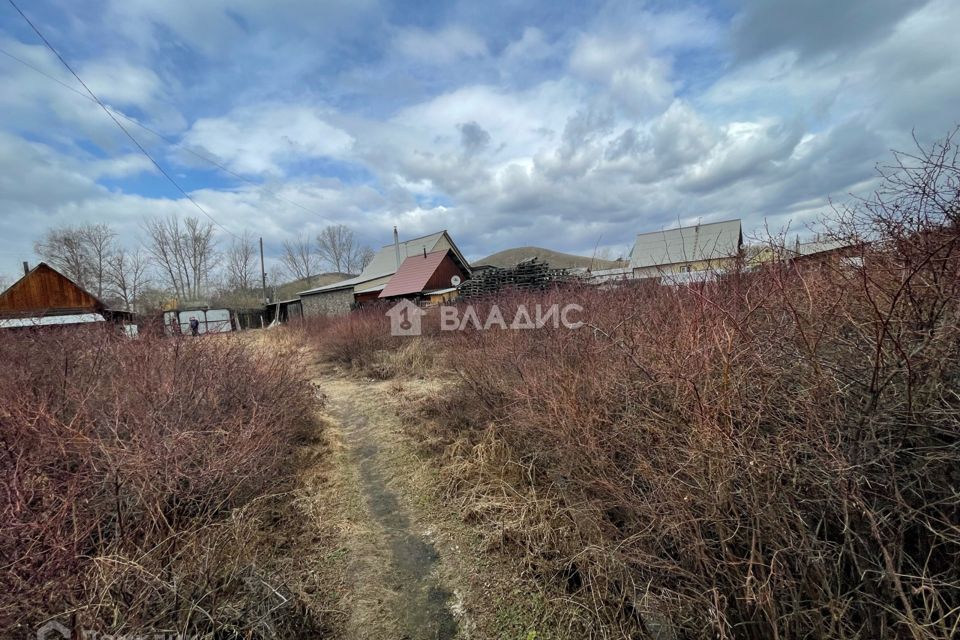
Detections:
298,272,376,296
379,250,449,298
629,219,742,269
794,238,848,256
362,231,445,280
298,230,458,296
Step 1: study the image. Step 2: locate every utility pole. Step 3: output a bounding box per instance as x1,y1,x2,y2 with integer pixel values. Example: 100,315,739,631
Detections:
259,236,267,305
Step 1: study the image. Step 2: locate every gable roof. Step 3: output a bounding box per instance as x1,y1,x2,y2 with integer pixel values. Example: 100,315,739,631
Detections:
793,238,849,257
629,219,742,269
299,229,470,296
0,263,105,317
379,250,450,298
360,230,446,281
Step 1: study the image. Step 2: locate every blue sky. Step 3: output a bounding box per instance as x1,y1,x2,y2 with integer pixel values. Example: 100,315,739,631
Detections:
1,0,958,282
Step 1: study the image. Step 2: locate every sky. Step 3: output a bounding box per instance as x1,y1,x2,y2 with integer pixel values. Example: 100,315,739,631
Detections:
1,0,958,282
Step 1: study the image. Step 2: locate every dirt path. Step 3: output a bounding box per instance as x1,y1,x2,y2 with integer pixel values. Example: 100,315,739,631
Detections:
314,372,460,639
243,332,575,637
293,352,583,639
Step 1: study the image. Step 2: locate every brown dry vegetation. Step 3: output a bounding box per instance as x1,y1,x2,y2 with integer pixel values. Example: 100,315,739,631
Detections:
303,134,960,639
303,307,443,380
0,330,331,638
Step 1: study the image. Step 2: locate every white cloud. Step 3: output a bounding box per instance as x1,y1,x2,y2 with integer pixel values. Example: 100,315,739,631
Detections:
338,81,585,210
105,0,382,56
569,33,673,116
182,104,354,176
680,119,804,193
393,26,488,65
502,27,552,63
650,101,715,172
78,59,165,109
2,0,959,281
704,0,960,140
0,38,185,147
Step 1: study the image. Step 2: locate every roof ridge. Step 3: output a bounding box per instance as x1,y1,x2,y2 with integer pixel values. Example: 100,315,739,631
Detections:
634,218,741,238
378,229,446,249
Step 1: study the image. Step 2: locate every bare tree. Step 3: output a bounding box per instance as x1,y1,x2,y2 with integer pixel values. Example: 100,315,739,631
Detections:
143,215,219,301
280,233,319,286
355,246,375,272
34,223,116,296
34,225,93,288
224,230,257,294
316,224,372,274
79,223,116,299
107,247,150,312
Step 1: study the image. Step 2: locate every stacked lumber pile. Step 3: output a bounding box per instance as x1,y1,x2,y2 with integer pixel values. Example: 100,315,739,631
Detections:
458,258,571,299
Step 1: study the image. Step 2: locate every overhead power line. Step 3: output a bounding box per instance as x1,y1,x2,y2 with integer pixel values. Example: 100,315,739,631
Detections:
0,45,330,220
7,0,242,237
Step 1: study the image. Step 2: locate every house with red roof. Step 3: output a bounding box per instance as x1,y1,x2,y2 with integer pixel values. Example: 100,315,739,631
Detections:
299,228,471,315
379,248,469,304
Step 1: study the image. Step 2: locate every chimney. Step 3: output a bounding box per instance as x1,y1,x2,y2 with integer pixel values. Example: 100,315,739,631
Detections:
423,246,427,259
22,261,29,276
393,226,401,269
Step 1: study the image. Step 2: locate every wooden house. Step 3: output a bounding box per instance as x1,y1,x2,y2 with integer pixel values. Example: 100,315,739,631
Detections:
0,263,120,329
298,229,470,315
378,249,468,303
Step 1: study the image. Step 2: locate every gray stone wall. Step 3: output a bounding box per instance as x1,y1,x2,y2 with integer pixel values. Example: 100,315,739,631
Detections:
301,288,354,316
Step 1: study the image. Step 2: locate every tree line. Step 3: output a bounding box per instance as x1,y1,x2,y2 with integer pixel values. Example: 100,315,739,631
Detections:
31,218,373,312
279,226,374,288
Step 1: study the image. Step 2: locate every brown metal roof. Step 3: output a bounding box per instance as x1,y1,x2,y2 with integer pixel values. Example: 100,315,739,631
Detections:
379,250,451,298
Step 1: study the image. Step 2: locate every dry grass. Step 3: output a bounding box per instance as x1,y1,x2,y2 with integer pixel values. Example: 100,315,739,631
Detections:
296,306,445,379
0,329,330,638
299,308,400,376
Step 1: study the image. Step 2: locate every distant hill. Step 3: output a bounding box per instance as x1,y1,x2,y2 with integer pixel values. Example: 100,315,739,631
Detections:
474,246,626,270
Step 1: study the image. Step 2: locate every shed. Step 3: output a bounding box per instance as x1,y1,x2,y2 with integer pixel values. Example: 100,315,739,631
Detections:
276,298,302,323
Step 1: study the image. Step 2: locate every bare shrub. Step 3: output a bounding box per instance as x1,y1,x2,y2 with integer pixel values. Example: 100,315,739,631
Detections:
301,306,399,375
299,304,444,378
0,329,322,637
412,135,960,638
